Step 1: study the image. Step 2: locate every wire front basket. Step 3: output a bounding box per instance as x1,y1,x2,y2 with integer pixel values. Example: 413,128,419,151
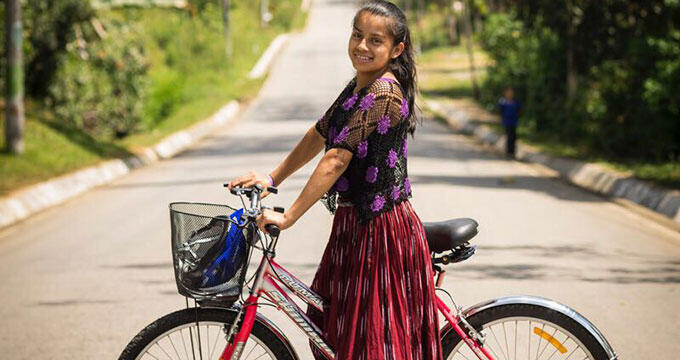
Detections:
169,202,251,303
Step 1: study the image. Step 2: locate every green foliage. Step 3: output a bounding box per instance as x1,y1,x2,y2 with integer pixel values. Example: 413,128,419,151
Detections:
479,2,680,162
21,0,95,97
48,21,149,139
418,11,452,49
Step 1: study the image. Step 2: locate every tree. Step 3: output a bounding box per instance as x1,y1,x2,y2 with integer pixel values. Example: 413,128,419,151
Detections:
221,0,232,58
5,0,24,154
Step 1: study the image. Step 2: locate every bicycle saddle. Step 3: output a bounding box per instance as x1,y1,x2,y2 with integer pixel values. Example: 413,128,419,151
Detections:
423,218,479,253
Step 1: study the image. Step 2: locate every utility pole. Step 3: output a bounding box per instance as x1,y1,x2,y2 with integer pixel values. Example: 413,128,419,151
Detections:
5,0,25,154
260,0,272,28
462,0,480,100
221,0,232,58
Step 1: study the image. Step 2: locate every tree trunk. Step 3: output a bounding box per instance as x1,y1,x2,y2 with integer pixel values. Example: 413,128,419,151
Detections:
5,0,24,154
448,14,459,45
462,0,480,100
221,0,232,58
566,0,577,102
260,0,270,28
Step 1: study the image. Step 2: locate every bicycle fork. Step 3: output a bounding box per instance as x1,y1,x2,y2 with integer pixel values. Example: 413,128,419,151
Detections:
219,294,260,360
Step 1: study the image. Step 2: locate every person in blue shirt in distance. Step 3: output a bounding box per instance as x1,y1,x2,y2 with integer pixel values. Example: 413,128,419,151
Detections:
498,86,521,159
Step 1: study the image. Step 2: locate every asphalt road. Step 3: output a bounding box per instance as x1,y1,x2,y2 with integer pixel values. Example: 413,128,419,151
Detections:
1,0,679,359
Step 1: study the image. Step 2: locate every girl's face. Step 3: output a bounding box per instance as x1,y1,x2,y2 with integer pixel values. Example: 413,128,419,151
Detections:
349,12,404,74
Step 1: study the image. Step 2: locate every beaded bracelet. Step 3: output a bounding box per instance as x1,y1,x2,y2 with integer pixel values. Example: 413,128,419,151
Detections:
267,174,275,187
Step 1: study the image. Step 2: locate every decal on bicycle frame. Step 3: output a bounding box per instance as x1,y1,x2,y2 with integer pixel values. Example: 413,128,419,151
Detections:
263,278,335,359
272,263,324,311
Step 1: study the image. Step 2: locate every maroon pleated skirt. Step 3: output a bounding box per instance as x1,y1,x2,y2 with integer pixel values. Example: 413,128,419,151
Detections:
307,200,443,360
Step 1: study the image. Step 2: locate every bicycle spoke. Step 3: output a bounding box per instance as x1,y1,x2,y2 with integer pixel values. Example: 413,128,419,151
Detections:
209,326,221,359
145,348,162,360
166,334,182,360
534,323,544,360
180,328,191,360
514,320,517,360
244,340,259,359
489,325,508,360
154,342,174,360
502,322,510,360
536,327,558,359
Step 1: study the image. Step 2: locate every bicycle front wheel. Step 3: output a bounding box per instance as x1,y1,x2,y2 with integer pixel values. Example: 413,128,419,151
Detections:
441,303,612,360
118,307,296,360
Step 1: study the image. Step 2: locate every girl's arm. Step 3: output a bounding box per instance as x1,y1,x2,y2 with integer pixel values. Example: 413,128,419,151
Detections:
228,125,325,189
257,148,352,231
270,126,326,186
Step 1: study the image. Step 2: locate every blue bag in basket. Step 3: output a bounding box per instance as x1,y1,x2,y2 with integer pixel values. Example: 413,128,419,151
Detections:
200,208,246,288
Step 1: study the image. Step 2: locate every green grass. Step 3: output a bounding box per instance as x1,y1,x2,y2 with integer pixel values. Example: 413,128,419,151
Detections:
0,1,307,196
516,129,680,188
418,45,488,99
0,104,132,195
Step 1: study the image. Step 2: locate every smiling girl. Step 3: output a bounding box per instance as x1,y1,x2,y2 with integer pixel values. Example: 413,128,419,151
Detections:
229,1,443,359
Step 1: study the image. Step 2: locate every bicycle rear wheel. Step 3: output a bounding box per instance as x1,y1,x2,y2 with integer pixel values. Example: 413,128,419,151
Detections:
119,308,296,360
441,303,612,360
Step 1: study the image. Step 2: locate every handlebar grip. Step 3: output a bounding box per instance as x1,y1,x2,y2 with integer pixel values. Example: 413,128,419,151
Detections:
267,186,278,194
265,224,280,237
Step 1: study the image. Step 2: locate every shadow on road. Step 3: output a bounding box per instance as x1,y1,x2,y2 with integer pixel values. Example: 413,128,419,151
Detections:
410,174,603,203
452,244,680,284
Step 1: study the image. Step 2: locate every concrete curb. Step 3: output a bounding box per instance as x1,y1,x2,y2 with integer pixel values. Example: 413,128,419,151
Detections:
424,99,680,225
249,34,290,79
0,101,240,230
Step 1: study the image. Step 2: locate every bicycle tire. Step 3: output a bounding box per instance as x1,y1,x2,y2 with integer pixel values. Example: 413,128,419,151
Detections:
441,303,610,360
119,307,296,360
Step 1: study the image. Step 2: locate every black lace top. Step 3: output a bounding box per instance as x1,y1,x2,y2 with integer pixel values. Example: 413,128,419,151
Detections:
315,77,412,222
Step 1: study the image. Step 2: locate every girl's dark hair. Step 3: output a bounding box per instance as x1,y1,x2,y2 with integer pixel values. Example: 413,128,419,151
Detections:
354,0,419,134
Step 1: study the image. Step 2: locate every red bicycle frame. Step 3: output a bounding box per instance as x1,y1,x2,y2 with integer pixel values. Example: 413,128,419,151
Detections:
218,248,497,360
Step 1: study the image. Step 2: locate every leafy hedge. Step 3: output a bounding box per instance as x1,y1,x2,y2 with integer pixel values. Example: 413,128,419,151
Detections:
2,0,304,141
478,2,680,162
48,20,149,138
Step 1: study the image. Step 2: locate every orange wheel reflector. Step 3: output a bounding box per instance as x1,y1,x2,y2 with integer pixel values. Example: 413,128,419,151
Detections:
533,327,568,354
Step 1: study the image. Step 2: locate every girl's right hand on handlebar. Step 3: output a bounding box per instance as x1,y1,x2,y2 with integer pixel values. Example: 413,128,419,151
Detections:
228,171,273,197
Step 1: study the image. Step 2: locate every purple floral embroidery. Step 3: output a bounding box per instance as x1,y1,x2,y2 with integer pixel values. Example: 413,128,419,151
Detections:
400,98,409,118
328,126,337,143
403,140,408,157
334,126,349,144
371,194,386,212
391,185,401,200
357,140,368,158
377,115,390,135
365,166,378,183
387,149,398,168
359,93,376,111
404,177,411,194
342,94,358,111
336,176,349,192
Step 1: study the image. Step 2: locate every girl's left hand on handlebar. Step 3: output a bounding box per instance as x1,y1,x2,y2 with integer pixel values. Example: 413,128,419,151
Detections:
228,171,273,197
256,209,293,234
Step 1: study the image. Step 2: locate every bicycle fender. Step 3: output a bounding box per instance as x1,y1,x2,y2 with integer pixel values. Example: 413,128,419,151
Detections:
200,304,300,360
440,295,618,360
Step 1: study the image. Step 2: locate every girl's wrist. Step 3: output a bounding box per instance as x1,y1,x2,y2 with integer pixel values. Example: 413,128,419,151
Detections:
266,174,275,187
283,211,297,229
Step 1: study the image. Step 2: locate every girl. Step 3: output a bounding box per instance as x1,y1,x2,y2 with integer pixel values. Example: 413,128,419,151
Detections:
229,1,443,359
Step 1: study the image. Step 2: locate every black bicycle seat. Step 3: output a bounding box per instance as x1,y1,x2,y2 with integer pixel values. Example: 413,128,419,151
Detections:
423,218,479,253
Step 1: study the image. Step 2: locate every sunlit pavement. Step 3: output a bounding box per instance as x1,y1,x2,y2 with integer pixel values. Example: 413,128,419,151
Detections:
0,0,678,359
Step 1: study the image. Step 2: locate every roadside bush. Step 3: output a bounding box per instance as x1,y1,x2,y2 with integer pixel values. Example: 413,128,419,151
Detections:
48,22,149,139
479,7,680,161
0,0,95,97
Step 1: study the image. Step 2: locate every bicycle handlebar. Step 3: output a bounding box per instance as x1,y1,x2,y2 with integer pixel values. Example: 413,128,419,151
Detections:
223,183,282,237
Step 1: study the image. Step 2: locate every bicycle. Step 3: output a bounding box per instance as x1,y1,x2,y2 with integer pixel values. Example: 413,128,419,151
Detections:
118,184,618,360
